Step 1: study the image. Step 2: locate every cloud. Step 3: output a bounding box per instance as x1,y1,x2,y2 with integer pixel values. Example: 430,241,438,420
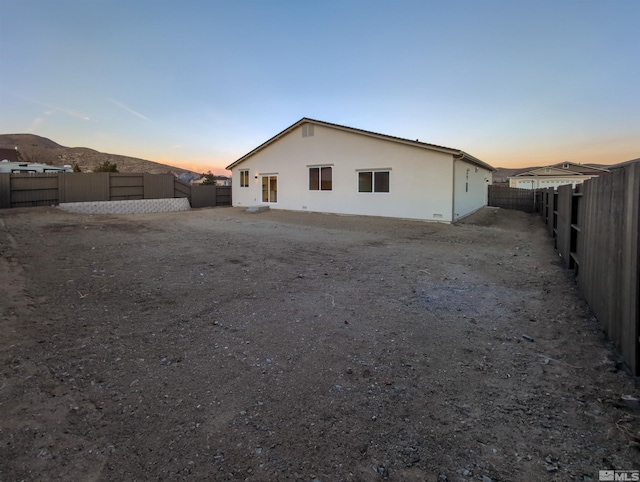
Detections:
16,93,90,120
27,117,44,132
109,99,148,120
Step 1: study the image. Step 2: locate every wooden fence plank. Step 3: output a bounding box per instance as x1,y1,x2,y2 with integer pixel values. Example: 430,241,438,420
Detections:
547,188,556,236
59,173,109,203
143,173,174,199
174,179,191,199
216,186,232,206
545,163,640,374
10,173,59,206
4,173,228,210
108,173,144,200
488,185,536,212
191,185,217,208
0,174,11,208
555,185,572,259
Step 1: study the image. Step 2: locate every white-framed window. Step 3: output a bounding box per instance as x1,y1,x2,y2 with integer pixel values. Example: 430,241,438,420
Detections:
358,170,389,193
240,170,249,187
309,166,332,191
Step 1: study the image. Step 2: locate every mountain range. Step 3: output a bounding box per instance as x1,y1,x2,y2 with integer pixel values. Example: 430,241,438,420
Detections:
0,133,634,182
0,134,199,177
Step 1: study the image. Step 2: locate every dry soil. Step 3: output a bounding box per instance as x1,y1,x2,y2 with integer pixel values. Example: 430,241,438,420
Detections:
0,206,638,482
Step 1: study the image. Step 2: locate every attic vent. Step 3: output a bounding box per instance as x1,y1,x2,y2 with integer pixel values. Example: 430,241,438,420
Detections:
302,124,314,137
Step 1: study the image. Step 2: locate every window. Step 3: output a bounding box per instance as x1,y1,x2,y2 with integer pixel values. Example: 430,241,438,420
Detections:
309,166,332,191
240,170,249,187
358,171,389,193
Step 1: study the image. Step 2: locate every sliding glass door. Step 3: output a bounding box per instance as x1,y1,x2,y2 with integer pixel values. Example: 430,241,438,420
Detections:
261,175,277,203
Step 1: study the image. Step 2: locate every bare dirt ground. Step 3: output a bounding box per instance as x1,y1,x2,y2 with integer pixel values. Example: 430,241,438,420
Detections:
0,205,638,482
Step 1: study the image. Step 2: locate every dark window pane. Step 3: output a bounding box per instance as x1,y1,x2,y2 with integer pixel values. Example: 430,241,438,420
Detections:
321,167,332,190
358,172,372,192
374,171,389,192
270,176,277,202
309,167,319,190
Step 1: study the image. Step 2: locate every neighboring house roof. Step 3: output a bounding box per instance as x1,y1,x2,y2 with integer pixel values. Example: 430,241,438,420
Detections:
225,118,494,172
548,161,609,174
514,162,610,177
0,147,20,163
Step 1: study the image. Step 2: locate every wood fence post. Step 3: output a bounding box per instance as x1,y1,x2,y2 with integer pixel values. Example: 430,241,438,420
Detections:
0,173,10,208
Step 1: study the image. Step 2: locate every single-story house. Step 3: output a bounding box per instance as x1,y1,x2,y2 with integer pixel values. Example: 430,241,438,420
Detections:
214,175,231,187
508,162,609,189
225,118,494,222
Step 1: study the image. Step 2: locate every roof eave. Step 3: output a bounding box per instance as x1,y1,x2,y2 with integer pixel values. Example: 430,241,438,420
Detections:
454,151,495,171
226,117,495,171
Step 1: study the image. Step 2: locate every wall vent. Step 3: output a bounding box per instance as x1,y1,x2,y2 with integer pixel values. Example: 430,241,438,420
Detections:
302,124,314,137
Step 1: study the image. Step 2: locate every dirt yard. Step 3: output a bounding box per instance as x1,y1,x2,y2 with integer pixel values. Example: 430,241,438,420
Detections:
0,205,638,482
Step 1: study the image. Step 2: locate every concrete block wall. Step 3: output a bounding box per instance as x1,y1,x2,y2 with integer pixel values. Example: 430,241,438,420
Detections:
58,198,191,215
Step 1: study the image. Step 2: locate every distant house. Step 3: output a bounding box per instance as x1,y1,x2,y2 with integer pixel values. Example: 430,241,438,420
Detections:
215,175,231,187
508,162,609,189
225,118,494,222
191,175,231,186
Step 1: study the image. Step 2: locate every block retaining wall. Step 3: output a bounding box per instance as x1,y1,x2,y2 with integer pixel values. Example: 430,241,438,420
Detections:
58,198,191,215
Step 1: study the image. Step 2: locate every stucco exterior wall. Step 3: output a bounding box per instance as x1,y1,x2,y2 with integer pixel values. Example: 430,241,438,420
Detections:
231,124,487,222
453,159,493,220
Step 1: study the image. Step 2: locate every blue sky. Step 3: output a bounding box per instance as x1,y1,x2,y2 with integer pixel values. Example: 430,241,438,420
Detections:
1,0,638,174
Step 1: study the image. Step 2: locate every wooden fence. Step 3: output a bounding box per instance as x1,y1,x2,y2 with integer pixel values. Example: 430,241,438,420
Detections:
488,185,536,212
537,164,640,374
0,173,231,209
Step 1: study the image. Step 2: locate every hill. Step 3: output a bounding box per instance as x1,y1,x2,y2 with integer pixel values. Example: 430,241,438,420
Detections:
0,134,198,177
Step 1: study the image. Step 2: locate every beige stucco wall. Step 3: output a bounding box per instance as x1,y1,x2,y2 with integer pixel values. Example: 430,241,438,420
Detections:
231,124,488,222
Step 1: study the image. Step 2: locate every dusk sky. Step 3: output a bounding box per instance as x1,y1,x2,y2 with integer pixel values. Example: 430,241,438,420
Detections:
1,0,638,175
